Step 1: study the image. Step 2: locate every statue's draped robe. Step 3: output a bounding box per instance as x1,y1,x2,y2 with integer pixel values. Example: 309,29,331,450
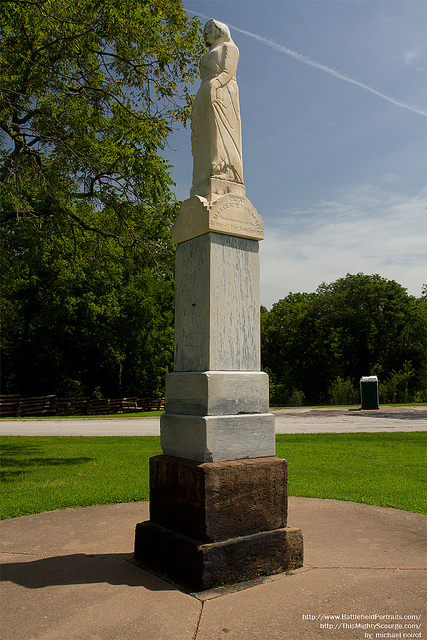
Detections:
191,41,243,188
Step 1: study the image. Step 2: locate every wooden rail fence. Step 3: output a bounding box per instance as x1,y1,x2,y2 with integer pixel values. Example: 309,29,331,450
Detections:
0,395,165,418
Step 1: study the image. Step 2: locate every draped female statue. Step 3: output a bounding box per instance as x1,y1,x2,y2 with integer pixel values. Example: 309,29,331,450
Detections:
191,19,244,197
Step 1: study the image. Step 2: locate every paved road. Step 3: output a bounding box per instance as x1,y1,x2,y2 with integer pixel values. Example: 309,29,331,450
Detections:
1,406,425,436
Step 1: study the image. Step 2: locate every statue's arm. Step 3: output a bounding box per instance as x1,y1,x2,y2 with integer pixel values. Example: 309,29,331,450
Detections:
212,44,238,89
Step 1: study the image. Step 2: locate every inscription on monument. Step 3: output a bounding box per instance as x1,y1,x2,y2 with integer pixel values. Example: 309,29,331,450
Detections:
172,194,264,244
211,195,262,234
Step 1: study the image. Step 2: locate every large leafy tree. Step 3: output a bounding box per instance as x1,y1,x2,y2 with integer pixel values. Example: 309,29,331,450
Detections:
1,0,203,397
261,292,336,403
314,273,423,382
1,0,202,241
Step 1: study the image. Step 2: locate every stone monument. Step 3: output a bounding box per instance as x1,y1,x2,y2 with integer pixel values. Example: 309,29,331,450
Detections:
134,19,303,591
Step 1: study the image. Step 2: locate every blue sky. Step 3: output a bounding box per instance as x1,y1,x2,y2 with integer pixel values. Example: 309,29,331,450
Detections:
166,0,426,308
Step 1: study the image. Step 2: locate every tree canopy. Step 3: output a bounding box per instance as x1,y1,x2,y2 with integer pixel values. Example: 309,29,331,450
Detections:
1,210,177,397
262,274,426,405
1,0,202,242
1,0,203,398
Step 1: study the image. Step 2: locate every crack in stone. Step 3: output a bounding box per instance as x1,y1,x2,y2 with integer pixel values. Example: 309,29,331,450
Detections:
193,601,204,640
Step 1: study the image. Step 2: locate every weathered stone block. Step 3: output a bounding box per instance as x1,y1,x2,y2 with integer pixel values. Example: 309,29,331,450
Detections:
164,371,269,416
174,232,260,372
160,412,275,462
149,455,287,541
134,521,303,591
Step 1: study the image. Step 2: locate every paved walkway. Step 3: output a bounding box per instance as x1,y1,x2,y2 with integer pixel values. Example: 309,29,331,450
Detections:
1,405,426,436
1,498,425,640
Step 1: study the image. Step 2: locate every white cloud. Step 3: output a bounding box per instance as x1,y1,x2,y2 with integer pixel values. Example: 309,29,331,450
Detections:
404,49,422,66
260,183,426,307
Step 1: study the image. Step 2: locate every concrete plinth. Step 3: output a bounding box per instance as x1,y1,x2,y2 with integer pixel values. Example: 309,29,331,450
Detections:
160,412,275,462
134,455,303,591
162,370,273,462
164,371,269,416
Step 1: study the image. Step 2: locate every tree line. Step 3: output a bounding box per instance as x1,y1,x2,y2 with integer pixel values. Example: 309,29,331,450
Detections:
261,274,426,405
1,1,425,404
2,245,425,403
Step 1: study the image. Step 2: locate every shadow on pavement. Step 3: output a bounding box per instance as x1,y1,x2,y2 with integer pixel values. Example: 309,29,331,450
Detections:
0,553,174,592
351,410,427,420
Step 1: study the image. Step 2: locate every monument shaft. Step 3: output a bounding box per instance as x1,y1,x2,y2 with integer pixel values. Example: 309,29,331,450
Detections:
134,18,303,590
174,232,260,372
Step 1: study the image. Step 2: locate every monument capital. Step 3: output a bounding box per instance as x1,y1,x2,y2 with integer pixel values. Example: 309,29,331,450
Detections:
172,193,264,244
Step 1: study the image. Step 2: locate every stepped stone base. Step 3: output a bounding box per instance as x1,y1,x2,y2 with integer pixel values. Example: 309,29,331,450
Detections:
134,521,303,591
134,455,303,590
160,412,275,462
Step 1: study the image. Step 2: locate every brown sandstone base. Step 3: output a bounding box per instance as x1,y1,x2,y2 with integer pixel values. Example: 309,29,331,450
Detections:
149,454,288,541
134,520,303,591
134,455,303,590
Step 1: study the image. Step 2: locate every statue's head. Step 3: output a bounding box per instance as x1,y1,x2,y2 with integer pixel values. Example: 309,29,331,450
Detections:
204,19,231,47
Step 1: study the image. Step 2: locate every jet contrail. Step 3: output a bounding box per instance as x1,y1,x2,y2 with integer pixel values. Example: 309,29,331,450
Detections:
192,13,427,117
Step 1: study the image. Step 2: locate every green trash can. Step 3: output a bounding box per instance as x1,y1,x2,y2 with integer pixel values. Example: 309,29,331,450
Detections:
360,376,379,410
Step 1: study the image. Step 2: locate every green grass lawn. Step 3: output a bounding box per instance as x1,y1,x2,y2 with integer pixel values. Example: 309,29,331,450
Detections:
276,432,426,514
1,432,426,519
